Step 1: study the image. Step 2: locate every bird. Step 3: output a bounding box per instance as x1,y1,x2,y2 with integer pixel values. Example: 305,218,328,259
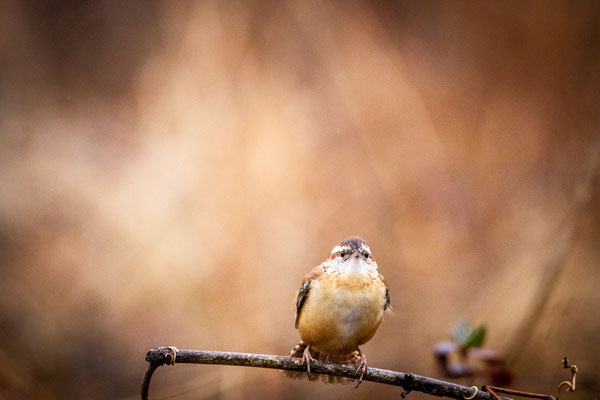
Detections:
288,236,390,386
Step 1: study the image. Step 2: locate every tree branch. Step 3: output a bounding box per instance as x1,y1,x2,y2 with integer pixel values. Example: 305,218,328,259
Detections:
142,347,511,400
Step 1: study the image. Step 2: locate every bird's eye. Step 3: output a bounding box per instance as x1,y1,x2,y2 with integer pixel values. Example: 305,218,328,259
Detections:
340,251,346,258
363,252,369,259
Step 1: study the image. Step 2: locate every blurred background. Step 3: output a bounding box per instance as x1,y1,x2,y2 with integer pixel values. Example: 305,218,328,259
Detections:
1,1,600,399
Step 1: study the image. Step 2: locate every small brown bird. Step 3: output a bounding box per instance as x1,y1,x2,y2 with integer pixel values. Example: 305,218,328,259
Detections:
289,236,390,386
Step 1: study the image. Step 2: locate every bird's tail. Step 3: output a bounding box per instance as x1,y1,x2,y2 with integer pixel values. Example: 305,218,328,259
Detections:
282,341,361,383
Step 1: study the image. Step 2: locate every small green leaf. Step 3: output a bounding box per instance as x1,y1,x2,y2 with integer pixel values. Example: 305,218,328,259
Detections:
463,325,486,349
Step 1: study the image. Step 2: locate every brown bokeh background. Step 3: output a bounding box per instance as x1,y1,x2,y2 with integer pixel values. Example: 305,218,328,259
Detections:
1,1,600,399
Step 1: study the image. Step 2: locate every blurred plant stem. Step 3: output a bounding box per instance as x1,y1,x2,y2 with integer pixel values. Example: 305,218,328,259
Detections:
506,136,600,365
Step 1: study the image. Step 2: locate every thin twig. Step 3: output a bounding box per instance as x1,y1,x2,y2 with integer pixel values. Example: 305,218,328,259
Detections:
483,385,555,400
142,347,512,400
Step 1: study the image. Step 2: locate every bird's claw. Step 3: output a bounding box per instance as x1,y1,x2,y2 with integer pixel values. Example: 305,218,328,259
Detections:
352,362,368,387
352,350,368,388
302,345,315,377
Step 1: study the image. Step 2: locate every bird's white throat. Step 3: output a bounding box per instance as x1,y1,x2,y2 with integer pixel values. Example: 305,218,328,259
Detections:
329,255,378,277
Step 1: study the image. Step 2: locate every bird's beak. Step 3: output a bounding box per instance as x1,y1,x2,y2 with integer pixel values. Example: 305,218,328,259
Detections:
353,250,360,259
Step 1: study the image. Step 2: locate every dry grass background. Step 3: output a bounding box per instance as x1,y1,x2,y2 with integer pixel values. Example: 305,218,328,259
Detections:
1,1,600,399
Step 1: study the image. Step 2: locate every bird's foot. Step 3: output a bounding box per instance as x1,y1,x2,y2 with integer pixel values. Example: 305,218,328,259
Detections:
352,348,368,388
302,345,316,377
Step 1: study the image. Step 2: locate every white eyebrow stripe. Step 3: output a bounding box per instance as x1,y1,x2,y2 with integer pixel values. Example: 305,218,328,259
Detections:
330,245,351,254
360,243,371,254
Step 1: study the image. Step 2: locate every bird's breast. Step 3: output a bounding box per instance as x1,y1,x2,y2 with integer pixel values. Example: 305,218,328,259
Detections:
297,271,387,355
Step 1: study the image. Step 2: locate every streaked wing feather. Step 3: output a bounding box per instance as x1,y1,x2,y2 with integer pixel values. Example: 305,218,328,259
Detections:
379,273,390,310
294,264,325,328
384,287,391,310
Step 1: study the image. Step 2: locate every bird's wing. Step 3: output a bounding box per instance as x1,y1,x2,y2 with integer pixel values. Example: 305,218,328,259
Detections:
379,273,391,311
295,264,325,329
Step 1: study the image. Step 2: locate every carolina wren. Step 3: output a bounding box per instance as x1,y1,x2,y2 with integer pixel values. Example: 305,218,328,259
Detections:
289,236,390,386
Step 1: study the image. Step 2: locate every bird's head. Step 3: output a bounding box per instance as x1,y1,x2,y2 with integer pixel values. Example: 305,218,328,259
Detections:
326,236,377,274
